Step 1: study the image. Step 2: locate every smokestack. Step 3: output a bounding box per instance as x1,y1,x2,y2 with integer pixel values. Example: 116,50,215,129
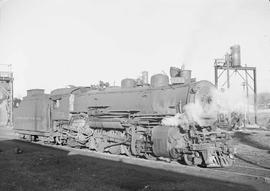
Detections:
142,71,148,85
170,67,181,77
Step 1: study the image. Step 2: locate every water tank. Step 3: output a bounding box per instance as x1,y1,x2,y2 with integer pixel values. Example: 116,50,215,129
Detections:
150,74,169,88
121,78,136,88
27,89,45,96
180,70,191,84
231,45,241,67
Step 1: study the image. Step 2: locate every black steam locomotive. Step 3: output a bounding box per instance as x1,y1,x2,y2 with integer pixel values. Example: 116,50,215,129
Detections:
14,67,234,167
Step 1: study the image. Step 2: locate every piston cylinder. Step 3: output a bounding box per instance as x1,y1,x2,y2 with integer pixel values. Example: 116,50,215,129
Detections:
152,126,184,158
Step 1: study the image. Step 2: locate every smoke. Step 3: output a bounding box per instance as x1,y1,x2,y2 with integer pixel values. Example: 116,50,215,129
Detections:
184,100,212,126
211,88,250,114
185,88,249,126
162,88,250,127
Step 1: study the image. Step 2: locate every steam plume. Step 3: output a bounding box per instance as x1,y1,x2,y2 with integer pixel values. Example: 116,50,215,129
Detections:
162,88,250,128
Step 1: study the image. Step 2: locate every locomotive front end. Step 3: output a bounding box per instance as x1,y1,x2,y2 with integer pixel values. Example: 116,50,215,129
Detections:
152,81,235,167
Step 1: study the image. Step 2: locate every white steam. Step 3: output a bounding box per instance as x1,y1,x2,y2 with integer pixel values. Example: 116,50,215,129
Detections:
162,88,251,127
161,113,190,130
211,88,249,115
184,100,213,126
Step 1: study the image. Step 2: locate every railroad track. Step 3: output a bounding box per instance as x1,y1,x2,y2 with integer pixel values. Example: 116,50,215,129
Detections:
214,164,270,180
227,153,270,178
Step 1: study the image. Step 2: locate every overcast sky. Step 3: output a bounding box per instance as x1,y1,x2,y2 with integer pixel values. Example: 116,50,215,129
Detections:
0,0,270,97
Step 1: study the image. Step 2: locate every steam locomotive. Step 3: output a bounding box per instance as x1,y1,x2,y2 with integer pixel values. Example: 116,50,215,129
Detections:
14,67,234,168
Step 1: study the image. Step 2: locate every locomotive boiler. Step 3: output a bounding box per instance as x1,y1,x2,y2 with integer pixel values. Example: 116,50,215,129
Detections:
14,67,234,168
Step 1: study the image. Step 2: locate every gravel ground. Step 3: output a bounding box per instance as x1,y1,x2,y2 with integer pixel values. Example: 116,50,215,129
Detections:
232,130,270,169
0,138,259,191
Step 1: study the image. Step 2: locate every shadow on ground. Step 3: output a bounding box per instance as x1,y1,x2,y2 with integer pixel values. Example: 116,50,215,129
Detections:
0,139,258,191
233,131,270,151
